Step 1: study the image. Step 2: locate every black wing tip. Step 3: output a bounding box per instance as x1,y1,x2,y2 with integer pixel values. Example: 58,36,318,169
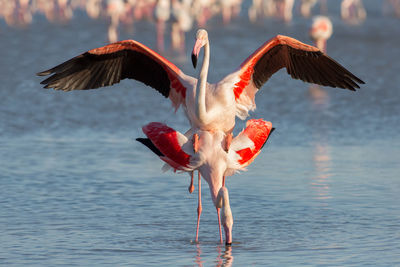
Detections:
356,78,366,85
136,138,164,157
37,70,52,76
260,127,275,150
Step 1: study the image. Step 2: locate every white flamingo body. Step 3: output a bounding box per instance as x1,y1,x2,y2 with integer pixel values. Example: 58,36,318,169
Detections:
310,15,333,52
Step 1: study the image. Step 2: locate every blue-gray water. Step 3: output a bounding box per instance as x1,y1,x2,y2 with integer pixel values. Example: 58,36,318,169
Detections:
1,1,400,266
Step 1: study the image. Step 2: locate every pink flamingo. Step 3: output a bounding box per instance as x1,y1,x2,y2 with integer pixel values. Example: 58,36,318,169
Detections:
309,15,333,53
341,0,366,25
155,0,171,52
171,0,193,53
107,0,125,43
86,0,103,19
300,0,318,18
136,119,274,244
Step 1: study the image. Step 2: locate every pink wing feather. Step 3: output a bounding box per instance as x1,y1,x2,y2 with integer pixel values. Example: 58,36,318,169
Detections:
221,35,364,111
231,119,274,168
142,122,192,171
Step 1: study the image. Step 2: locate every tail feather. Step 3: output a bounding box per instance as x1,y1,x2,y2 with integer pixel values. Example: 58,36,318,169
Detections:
140,122,194,172
229,119,274,169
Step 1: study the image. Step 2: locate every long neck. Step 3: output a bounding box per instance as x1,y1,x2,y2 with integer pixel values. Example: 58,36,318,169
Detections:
315,39,327,53
195,40,210,124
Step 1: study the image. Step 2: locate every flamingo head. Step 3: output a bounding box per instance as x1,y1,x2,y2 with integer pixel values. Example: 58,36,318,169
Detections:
216,186,233,246
191,29,208,68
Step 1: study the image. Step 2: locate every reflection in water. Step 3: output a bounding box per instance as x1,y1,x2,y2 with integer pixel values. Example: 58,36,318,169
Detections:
311,141,332,200
308,84,329,107
195,243,204,267
309,84,332,201
216,244,234,267
195,244,234,267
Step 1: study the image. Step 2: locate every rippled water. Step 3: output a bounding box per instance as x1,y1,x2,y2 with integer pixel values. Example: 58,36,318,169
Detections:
1,1,400,266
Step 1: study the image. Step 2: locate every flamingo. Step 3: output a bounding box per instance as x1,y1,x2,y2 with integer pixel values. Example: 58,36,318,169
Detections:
136,118,274,244
155,0,171,52
309,15,333,53
300,0,318,18
219,0,242,24
341,0,366,25
107,0,125,43
86,0,103,19
171,0,193,53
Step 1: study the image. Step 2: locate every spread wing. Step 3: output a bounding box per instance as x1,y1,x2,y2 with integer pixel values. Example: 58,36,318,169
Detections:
223,35,364,107
37,40,193,109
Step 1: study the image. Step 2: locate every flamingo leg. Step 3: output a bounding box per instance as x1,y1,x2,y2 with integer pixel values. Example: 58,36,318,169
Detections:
188,171,195,193
156,20,165,52
222,176,226,187
193,133,199,153
189,134,200,194
195,171,202,242
217,207,223,244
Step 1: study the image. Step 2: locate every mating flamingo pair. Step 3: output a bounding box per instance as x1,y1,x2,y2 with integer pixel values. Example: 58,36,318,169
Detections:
38,29,364,245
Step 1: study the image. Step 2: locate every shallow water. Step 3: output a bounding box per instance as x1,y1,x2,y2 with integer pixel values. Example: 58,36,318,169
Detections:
1,1,400,266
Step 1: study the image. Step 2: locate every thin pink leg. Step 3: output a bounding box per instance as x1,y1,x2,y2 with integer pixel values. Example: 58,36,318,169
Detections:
156,20,165,52
188,172,194,193
190,134,199,194
217,207,223,244
195,171,202,242
222,176,226,187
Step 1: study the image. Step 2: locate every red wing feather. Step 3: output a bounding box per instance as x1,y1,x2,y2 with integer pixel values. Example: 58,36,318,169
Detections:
142,122,191,170
232,35,364,101
234,119,273,168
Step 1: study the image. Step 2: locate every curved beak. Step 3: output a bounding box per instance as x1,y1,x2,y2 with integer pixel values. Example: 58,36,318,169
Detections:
224,223,233,246
191,39,203,69
191,53,198,69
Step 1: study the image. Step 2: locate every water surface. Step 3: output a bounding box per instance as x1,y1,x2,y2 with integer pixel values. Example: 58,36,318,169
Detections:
1,1,400,266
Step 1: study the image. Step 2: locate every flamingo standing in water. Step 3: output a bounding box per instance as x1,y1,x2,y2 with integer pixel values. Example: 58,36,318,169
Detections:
309,15,333,53
171,0,194,53
308,16,333,104
155,0,171,52
107,0,125,43
300,0,318,18
37,29,364,243
341,0,366,25
136,119,274,244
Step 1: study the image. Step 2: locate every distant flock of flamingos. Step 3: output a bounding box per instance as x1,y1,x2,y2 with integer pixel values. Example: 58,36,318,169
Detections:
2,0,400,50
